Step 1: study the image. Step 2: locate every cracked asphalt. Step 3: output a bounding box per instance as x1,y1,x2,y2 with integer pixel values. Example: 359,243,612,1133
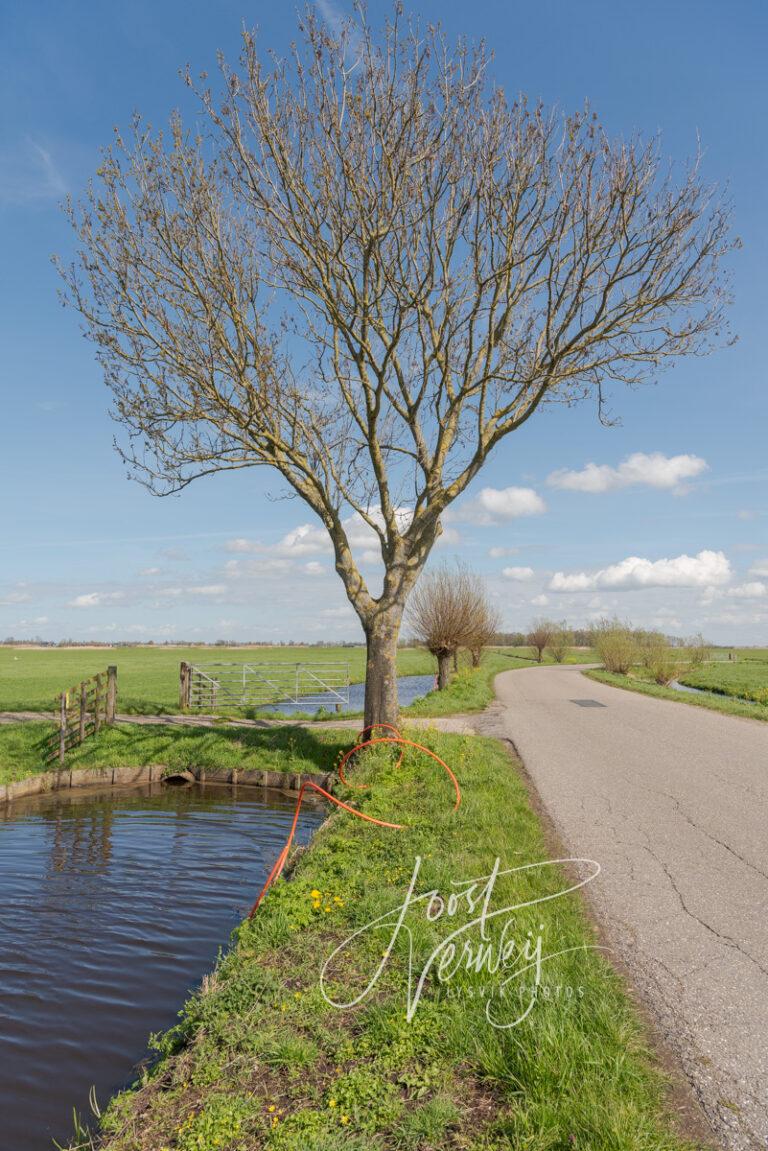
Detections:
475,665,768,1151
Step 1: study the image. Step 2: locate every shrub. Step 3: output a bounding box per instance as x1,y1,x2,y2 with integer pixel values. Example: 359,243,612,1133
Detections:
635,629,668,670
649,648,681,685
594,620,636,675
684,632,708,668
547,623,572,664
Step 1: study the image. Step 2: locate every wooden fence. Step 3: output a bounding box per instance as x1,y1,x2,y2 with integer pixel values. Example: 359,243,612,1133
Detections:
44,666,118,766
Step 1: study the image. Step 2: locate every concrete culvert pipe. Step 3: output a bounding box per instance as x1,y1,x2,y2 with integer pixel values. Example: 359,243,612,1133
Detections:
161,771,195,786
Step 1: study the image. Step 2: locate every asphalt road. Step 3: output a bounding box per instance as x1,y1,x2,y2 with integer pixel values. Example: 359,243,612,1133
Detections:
478,665,768,1151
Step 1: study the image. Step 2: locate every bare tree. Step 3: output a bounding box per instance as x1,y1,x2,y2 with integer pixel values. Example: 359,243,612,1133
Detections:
528,619,554,663
59,4,735,727
407,564,476,689
547,622,572,664
684,633,709,668
466,583,502,668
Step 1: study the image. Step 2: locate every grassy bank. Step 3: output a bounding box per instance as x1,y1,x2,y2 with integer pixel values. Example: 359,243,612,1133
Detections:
0,721,352,786
585,668,768,723
68,729,700,1151
403,649,531,718
678,654,768,704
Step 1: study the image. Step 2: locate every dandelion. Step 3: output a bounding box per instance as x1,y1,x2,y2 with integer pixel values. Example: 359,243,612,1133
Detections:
267,1104,276,1113
310,889,321,899
271,1115,279,1128
341,1114,350,1125
328,1099,337,1108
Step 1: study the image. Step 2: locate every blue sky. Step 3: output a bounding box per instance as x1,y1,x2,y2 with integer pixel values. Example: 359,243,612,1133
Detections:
1,0,766,644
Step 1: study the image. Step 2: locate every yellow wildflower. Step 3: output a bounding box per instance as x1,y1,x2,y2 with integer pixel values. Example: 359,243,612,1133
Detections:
341,1114,350,1124
310,889,321,899
328,1099,337,1108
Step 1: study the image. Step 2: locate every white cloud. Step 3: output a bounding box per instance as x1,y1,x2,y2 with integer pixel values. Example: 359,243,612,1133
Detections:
0,588,32,605
550,550,731,592
69,591,125,608
727,581,768,599
153,583,229,599
502,566,535,581
304,561,324,576
489,546,519,558
224,507,412,568
224,558,293,578
320,604,356,619
531,594,550,606
138,567,161,576
225,525,332,557
453,486,546,525
0,138,68,205
436,527,461,547
547,452,708,494
749,560,768,578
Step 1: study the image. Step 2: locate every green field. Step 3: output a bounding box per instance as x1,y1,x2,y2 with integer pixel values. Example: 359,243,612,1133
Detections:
491,645,599,664
586,648,768,722
679,650,768,704
0,645,435,715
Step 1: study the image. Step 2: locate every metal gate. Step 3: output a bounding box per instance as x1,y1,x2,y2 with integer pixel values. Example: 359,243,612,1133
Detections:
180,660,351,711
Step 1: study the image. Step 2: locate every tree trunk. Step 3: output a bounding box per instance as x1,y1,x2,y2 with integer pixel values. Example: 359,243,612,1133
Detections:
436,651,453,691
470,648,482,668
363,614,401,731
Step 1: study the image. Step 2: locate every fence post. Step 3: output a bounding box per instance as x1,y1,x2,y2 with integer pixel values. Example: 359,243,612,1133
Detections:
79,681,87,744
180,662,190,710
59,692,67,767
94,674,102,734
106,666,117,725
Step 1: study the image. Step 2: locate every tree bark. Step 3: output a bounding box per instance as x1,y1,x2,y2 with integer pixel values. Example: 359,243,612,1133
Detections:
363,613,402,731
436,651,453,691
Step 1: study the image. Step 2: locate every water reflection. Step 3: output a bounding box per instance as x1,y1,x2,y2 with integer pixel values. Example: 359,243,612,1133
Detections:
0,782,323,1151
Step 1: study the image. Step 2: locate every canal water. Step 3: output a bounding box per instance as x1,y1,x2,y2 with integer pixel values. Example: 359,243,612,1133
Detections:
0,782,324,1151
255,672,436,716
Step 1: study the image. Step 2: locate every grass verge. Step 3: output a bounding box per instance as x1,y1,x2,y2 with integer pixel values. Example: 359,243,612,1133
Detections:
402,650,531,718
67,729,702,1151
585,669,768,723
